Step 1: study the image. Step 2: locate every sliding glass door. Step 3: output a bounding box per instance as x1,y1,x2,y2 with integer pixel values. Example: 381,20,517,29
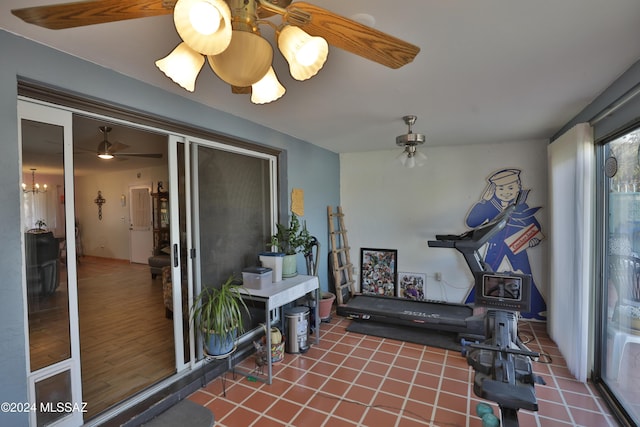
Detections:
599,126,640,424
19,100,83,427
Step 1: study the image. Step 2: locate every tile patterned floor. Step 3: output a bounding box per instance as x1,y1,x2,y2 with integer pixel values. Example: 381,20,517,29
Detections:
188,313,618,426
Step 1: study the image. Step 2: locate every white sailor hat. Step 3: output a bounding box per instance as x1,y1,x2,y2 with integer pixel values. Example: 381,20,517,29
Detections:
488,169,520,185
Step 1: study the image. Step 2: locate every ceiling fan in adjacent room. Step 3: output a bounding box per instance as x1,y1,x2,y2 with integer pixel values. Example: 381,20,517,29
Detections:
95,126,163,160
12,0,420,104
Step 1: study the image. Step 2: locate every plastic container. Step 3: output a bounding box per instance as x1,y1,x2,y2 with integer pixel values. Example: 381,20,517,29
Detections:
242,267,272,290
259,252,284,282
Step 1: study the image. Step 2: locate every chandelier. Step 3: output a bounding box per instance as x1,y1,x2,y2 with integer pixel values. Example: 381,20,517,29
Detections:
396,115,427,168
22,168,47,194
155,0,329,104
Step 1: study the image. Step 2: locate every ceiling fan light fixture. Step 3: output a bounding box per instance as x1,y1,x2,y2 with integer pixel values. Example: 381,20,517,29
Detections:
155,42,205,92
173,0,232,55
251,67,286,104
207,30,273,87
278,25,328,81
395,115,427,168
97,141,114,160
97,126,115,160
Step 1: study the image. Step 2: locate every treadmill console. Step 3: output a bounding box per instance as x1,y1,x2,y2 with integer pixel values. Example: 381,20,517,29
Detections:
473,272,532,312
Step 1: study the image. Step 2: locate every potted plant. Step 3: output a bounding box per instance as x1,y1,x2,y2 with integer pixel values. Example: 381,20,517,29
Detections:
270,213,314,278
190,274,250,356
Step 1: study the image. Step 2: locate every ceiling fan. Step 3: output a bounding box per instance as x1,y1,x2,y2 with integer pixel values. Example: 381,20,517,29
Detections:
95,126,163,160
12,0,420,104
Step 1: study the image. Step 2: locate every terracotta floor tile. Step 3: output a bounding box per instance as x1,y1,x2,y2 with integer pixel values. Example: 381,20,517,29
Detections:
395,354,421,370
282,385,314,405
437,391,469,413
185,316,615,427
432,407,467,426
380,377,412,396
344,384,376,406
306,392,339,413
324,416,358,427
332,398,367,422
290,406,328,426
360,406,400,426
240,390,275,413
370,350,396,364
364,360,390,376
218,405,260,426
387,366,415,383
263,398,301,424
332,366,360,383
372,390,406,413
403,399,434,422
353,372,384,389
320,378,351,397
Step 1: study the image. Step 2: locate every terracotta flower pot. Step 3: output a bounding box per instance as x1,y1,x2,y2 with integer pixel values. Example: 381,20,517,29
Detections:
319,292,336,320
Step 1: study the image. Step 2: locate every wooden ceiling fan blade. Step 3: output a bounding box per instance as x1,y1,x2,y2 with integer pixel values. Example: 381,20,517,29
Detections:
284,2,420,69
12,0,174,30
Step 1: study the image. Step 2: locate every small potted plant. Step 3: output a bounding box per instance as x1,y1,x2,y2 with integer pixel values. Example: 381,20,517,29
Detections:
190,274,250,356
270,213,314,277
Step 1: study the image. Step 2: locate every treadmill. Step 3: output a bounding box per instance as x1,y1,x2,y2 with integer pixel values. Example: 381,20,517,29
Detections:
336,193,522,341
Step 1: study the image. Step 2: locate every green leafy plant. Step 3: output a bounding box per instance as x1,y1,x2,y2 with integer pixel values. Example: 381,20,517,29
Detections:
190,274,250,347
270,213,314,255
35,219,47,230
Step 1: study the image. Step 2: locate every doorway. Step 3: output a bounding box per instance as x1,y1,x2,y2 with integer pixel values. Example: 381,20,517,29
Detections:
19,100,178,422
129,185,153,264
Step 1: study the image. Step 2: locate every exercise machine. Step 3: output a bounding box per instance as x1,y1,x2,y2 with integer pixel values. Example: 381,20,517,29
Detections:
336,193,523,341
462,271,544,426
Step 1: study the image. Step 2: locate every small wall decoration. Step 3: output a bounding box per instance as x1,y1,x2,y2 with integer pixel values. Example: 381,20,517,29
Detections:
397,272,426,300
360,248,397,296
94,190,106,220
291,188,304,217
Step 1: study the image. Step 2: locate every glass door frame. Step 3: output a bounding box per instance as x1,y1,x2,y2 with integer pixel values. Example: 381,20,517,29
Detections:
185,135,279,362
18,99,83,427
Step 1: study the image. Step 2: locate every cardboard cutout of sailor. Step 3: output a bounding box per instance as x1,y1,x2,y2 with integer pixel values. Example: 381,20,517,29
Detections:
465,168,547,320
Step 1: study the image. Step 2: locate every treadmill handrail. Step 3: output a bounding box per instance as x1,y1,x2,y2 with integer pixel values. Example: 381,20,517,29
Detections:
427,190,524,274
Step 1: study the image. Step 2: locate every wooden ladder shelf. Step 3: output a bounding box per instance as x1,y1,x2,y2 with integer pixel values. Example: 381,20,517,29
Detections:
327,206,355,305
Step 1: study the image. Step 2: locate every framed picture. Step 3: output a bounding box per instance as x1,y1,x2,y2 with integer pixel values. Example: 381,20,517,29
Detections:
397,272,426,300
360,248,397,296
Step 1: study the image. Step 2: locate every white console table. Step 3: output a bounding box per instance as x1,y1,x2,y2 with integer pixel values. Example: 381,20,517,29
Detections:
237,274,320,384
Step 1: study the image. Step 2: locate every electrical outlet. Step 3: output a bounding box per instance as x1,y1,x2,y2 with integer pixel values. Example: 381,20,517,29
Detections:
435,272,442,282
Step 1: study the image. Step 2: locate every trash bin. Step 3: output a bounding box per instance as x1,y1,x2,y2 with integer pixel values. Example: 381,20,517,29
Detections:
284,306,310,354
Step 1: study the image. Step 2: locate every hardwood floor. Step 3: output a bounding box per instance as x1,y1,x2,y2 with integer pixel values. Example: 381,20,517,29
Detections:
28,256,177,421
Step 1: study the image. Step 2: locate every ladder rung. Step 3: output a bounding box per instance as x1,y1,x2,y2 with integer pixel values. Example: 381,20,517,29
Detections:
335,264,353,272
332,247,351,253
330,230,347,235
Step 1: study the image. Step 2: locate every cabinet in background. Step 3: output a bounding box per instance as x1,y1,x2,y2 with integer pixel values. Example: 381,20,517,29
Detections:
151,191,169,255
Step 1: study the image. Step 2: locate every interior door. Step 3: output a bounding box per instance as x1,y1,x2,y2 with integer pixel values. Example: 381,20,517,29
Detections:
18,99,83,426
129,185,153,264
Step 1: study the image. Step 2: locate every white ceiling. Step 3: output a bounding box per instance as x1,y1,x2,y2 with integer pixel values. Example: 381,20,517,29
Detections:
3,0,640,156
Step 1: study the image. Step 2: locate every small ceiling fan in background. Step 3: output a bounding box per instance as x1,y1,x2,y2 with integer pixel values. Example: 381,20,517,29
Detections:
12,0,420,104
95,126,163,160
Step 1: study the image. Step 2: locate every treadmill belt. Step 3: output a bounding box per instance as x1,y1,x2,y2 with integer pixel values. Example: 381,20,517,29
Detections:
339,295,473,328
346,320,462,351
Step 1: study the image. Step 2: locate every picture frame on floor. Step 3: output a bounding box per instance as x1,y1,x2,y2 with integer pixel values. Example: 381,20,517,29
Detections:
397,272,426,300
360,248,397,296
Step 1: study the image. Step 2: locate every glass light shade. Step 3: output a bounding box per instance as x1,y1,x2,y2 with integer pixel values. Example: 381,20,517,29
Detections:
251,67,286,104
155,42,205,92
208,31,273,87
278,25,328,81
97,141,114,160
414,150,427,167
174,0,232,55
